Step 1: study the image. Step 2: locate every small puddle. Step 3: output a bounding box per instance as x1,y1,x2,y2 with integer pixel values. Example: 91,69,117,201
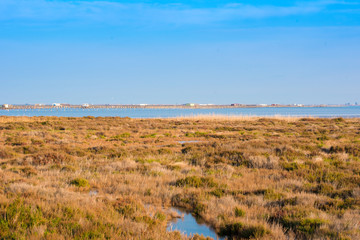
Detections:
177,140,202,144
89,190,98,197
167,207,224,240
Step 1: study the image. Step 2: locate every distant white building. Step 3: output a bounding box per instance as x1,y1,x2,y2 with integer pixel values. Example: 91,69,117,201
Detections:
258,104,268,107
2,104,9,109
185,103,196,107
52,103,61,107
82,103,90,108
139,104,148,106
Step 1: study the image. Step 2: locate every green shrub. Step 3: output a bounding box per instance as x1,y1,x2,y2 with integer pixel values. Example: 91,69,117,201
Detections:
134,215,157,226
333,117,344,123
210,188,226,198
175,176,217,188
281,197,298,206
219,151,247,166
297,218,327,235
234,207,245,217
154,212,166,221
314,199,339,211
145,189,152,196
158,148,172,154
140,133,157,138
312,183,335,196
70,178,90,187
337,198,358,209
317,135,329,141
264,189,284,201
171,192,206,216
0,198,45,238
111,133,131,140
193,202,206,216
281,162,299,171
119,132,131,138
271,206,326,237
185,131,208,137
113,198,144,219
220,222,269,239
117,204,136,217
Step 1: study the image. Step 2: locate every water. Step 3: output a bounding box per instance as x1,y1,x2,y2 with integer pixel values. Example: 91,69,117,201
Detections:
167,207,223,240
0,106,359,118
89,190,98,197
178,140,202,144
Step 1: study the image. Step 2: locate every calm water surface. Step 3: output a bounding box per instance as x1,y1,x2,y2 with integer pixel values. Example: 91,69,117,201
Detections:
167,207,223,240
1,106,359,118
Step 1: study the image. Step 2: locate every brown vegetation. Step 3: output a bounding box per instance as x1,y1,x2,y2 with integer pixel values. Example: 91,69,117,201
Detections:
0,116,359,239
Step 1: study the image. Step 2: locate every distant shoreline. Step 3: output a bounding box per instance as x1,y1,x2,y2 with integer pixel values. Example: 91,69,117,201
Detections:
0,104,355,110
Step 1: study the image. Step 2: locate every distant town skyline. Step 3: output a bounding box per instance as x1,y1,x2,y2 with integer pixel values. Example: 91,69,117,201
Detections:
1,0,360,104
1,102,359,107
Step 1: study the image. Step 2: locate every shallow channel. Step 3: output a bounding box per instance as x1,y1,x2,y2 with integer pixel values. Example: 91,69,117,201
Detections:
177,140,202,144
167,207,224,240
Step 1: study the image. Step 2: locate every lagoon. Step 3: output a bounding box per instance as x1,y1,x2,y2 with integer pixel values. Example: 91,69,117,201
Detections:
1,106,359,118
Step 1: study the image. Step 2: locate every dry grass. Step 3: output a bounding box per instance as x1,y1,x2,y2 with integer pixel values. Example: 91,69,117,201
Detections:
0,116,359,239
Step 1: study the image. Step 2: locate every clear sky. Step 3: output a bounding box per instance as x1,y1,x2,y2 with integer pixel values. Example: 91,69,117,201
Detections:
0,0,359,105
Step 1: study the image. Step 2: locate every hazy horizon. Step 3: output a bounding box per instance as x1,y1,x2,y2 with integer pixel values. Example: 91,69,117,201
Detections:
1,0,359,104
2,102,359,106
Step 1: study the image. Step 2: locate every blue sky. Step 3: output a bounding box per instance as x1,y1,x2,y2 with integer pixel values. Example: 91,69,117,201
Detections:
1,0,360,104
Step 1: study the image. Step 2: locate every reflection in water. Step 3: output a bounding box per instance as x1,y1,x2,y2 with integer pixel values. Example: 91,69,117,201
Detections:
167,207,224,240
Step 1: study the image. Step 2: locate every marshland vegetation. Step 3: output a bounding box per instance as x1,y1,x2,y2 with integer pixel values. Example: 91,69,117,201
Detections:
0,116,359,239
